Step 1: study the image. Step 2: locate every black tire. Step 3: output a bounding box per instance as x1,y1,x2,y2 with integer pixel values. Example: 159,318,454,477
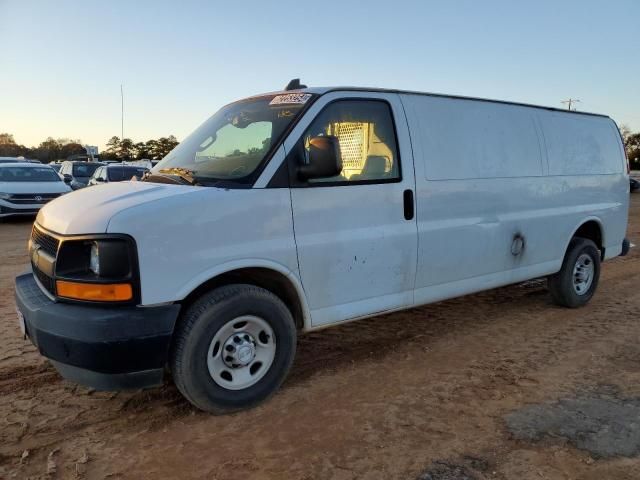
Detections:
548,237,600,308
170,284,297,414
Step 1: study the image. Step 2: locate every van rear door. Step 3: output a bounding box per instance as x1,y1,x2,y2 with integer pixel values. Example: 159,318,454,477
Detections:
286,92,418,327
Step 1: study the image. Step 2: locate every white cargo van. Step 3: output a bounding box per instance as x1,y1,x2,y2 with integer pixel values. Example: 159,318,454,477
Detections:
16,82,630,413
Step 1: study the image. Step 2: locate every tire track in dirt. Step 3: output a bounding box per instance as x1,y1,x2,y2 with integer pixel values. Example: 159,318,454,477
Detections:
0,363,61,393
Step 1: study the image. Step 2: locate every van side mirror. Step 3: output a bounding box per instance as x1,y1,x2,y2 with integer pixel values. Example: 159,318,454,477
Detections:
63,174,72,183
297,136,342,181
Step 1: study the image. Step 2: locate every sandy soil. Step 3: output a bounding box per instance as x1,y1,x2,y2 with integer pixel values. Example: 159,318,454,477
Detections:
1,195,640,479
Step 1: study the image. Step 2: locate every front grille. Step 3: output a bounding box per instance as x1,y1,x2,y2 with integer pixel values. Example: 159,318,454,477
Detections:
30,225,59,296
11,193,60,199
7,197,58,205
33,265,56,296
7,193,61,204
31,225,60,257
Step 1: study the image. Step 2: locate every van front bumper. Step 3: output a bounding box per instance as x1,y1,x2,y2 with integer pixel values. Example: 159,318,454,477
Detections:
15,272,181,390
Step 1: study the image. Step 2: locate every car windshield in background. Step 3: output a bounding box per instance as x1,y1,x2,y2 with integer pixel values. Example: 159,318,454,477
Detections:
73,163,101,177
153,93,315,184
0,166,61,182
108,167,147,182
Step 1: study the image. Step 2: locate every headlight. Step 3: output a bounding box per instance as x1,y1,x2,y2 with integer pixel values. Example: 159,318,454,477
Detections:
0,193,10,200
89,242,100,275
54,236,138,303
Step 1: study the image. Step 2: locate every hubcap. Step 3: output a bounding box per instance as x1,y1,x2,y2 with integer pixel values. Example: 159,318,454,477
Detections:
572,253,594,295
207,315,276,391
223,333,256,368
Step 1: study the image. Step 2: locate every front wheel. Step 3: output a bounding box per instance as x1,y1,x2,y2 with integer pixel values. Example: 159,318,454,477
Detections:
170,284,297,413
548,237,601,308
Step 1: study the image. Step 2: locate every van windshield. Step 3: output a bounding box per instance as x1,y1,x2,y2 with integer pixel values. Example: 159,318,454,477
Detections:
153,93,314,185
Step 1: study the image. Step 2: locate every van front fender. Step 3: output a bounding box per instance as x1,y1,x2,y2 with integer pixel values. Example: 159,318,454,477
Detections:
174,259,313,330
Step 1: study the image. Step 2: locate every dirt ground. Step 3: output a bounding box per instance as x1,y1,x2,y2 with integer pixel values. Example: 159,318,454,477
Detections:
1,195,640,480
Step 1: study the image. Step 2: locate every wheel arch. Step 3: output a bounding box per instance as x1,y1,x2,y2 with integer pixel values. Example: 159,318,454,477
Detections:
176,260,311,331
566,217,605,260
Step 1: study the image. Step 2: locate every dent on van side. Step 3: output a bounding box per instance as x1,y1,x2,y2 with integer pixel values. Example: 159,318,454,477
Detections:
15,84,630,413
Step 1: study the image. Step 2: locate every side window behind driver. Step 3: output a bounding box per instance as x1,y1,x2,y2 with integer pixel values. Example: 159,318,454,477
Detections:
303,100,400,183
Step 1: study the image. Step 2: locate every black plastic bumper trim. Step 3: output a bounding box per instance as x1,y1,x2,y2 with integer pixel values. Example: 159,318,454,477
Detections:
51,361,164,391
15,272,181,376
621,238,630,257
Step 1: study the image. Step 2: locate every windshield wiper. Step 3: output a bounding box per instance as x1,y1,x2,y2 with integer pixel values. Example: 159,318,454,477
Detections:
154,167,199,185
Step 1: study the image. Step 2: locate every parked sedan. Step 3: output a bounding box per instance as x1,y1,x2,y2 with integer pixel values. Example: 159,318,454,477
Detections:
0,157,23,164
0,163,71,218
0,157,41,164
59,161,104,190
87,164,149,186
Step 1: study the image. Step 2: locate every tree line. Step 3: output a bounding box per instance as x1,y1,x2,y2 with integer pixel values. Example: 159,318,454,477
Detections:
0,133,86,163
0,133,179,163
620,126,640,170
101,136,179,161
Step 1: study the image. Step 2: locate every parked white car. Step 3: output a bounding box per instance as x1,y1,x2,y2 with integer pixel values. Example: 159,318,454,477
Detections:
0,157,41,164
15,84,630,413
0,163,71,218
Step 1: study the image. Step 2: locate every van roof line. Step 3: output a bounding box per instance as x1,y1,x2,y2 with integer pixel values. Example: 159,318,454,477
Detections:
249,86,610,120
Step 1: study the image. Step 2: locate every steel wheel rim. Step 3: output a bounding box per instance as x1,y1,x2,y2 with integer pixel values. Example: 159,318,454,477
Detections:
572,253,594,295
207,315,276,391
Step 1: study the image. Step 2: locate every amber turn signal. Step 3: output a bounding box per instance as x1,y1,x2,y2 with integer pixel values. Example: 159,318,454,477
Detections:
56,281,133,302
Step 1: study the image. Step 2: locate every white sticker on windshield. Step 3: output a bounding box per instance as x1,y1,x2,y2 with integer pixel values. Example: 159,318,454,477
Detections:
269,93,312,106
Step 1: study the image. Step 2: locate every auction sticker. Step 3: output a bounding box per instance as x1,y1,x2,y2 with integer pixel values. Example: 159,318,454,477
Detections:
269,93,312,106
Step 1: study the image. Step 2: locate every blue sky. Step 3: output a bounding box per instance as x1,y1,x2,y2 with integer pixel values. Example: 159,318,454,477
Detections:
2,0,639,150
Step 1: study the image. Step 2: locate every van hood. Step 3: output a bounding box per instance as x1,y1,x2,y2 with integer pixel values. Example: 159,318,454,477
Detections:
36,181,198,234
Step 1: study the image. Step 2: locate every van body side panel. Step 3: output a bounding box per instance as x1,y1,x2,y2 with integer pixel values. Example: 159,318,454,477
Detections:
106,188,300,306
542,112,624,176
401,93,628,306
403,94,551,295
538,111,629,257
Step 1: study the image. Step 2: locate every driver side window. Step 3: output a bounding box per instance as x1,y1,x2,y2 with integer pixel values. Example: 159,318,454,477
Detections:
303,100,400,184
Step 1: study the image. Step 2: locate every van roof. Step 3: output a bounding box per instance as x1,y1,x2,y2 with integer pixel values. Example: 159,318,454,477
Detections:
250,86,610,120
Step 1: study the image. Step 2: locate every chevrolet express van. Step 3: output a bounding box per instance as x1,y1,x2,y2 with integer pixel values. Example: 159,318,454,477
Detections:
16,82,630,413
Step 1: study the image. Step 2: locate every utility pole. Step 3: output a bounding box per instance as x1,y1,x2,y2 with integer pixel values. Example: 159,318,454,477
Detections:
121,84,124,139
561,98,581,111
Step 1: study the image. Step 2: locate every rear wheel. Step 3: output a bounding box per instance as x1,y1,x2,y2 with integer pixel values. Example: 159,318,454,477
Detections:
170,284,297,413
548,237,600,308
